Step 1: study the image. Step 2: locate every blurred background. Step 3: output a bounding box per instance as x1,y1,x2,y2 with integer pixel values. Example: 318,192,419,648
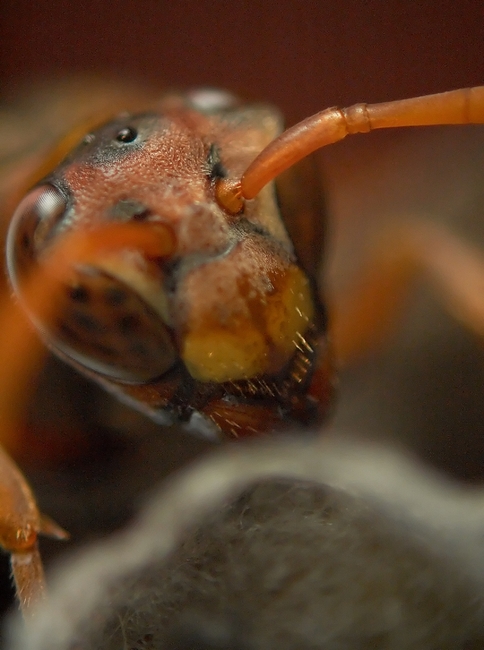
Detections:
2,0,484,120
1,0,484,634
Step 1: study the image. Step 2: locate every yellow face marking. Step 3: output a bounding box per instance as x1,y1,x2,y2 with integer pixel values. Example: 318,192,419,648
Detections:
264,264,314,359
182,263,315,383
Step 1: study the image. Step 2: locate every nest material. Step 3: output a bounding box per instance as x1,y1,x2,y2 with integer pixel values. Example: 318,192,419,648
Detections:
9,434,484,650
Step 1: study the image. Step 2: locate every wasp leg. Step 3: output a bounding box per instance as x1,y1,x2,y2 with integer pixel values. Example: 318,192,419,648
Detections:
0,296,68,616
0,444,68,617
10,547,46,616
329,232,416,365
330,221,484,365
407,222,484,337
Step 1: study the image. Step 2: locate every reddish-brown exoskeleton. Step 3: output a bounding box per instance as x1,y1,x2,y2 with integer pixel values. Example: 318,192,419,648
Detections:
7,89,332,441
3,84,484,616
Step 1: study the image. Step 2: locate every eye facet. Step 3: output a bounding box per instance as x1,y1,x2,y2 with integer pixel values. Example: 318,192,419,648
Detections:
6,184,67,287
115,127,138,143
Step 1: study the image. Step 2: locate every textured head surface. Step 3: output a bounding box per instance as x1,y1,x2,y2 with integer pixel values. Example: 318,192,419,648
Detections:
7,94,319,388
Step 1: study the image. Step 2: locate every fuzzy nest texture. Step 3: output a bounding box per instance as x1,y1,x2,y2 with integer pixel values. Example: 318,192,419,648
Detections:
99,480,484,650
10,435,484,650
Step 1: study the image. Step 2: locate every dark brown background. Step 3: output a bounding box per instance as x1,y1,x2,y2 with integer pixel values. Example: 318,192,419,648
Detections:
1,0,483,122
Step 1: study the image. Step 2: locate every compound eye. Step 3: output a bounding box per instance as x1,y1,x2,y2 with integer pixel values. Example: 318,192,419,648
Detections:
6,184,67,288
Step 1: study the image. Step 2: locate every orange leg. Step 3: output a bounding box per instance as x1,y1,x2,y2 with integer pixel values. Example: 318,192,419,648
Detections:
0,222,173,615
329,221,484,366
0,444,68,616
0,290,69,616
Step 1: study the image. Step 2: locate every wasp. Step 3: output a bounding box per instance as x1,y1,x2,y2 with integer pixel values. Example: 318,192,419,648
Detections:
2,83,484,617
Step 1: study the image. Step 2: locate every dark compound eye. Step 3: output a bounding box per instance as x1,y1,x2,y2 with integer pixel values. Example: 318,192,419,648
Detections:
115,126,138,143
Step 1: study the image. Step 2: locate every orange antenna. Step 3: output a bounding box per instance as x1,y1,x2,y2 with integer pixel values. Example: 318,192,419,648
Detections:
216,85,484,213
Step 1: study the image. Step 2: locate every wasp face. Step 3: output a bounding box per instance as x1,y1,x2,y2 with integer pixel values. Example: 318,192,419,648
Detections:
7,93,321,432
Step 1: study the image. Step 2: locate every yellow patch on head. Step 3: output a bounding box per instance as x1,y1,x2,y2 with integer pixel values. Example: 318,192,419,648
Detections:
182,326,268,383
182,263,315,384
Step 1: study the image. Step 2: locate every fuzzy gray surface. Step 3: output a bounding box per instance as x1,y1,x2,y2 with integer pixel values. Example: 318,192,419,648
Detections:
10,436,484,650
